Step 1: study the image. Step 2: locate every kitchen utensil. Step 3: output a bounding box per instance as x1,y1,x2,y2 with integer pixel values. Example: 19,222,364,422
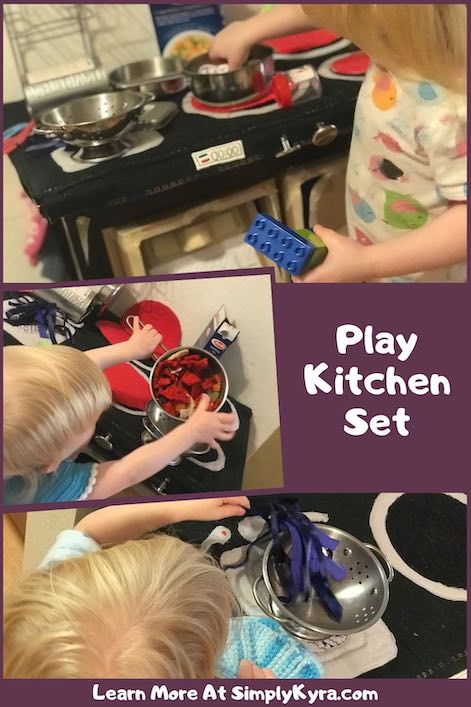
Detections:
4,4,109,117
37,90,150,145
184,44,274,105
252,526,394,641
109,57,187,99
125,315,168,359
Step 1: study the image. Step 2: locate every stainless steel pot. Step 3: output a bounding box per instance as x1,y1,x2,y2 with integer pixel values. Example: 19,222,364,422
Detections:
109,58,187,99
184,44,274,106
252,526,394,641
149,346,229,453
37,90,150,145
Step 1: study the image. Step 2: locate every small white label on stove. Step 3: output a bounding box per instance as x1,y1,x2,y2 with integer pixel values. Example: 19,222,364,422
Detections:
192,140,245,170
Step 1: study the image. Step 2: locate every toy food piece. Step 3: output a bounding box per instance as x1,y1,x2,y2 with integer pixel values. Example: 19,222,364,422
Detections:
153,350,223,419
244,213,327,276
295,228,328,268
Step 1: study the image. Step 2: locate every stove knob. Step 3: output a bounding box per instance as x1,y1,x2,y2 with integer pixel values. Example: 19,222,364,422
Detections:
276,134,301,158
168,456,182,467
153,478,169,494
312,122,338,147
94,433,113,452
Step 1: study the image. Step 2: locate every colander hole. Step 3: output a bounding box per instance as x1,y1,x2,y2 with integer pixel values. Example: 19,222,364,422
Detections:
365,565,368,569
350,567,353,571
366,575,369,578
362,607,366,611
359,581,362,585
371,588,378,595
357,561,360,565
355,614,359,618
356,619,360,624
364,618,368,622
370,606,374,610
358,571,362,574
371,610,376,615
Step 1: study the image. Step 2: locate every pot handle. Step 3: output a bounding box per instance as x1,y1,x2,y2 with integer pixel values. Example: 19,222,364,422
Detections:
33,124,60,139
139,91,156,105
364,543,394,583
252,576,290,623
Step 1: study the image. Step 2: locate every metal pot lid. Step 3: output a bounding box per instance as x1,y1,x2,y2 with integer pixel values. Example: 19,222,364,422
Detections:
262,526,393,635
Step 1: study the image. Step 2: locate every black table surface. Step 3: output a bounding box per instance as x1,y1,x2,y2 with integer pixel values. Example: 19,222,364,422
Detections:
5,50,360,223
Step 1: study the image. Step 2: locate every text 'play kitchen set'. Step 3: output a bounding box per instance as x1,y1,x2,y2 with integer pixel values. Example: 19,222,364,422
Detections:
3,4,366,280
3,284,257,497
175,493,466,679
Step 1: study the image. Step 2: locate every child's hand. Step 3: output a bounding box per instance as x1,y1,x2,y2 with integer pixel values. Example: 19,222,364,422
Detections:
209,22,252,70
186,394,236,448
180,496,250,522
238,660,275,679
126,317,162,360
292,225,375,284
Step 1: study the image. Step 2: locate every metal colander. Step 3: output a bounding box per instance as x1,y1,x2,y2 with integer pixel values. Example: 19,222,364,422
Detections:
253,525,394,641
38,90,149,145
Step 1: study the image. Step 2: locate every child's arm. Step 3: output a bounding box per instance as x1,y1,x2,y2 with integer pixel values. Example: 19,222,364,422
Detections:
75,496,250,545
210,4,313,69
295,204,467,283
85,318,162,370
86,394,235,499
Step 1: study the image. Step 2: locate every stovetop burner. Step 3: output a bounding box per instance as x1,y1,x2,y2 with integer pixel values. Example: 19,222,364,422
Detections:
70,138,130,163
51,127,164,172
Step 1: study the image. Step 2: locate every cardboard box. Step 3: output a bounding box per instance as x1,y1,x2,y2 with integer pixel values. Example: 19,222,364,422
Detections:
194,305,239,358
150,4,223,61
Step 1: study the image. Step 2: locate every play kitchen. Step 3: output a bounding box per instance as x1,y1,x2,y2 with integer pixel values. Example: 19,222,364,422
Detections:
4,4,361,280
3,276,281,496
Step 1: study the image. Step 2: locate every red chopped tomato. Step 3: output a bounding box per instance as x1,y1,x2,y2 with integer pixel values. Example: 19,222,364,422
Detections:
182,371,201,386
162,401,176,416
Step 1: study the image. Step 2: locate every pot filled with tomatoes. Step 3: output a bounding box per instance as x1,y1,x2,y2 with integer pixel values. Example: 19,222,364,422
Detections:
148,346,229,447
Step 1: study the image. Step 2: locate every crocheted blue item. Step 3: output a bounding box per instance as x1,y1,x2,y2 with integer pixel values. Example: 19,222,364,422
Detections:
218,617,323,679
4,459,96,504
39,530,101,569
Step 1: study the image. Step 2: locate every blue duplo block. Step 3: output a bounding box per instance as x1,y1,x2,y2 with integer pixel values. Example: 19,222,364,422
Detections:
244,213,316,276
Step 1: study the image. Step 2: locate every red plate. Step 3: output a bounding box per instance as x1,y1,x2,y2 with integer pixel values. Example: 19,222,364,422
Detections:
265,29,341,54
331,51,370,76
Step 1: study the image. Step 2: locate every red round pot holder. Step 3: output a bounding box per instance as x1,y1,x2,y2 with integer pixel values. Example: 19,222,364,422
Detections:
95,300,182,411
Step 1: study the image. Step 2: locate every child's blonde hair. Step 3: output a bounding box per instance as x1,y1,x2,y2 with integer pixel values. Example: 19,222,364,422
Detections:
3,346,111,499
302,4,467,92
4,534,235,678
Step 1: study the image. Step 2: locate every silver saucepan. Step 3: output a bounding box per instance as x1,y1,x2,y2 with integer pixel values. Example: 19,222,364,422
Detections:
184,44,275,106
126,316,229,453
109,57,187,99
